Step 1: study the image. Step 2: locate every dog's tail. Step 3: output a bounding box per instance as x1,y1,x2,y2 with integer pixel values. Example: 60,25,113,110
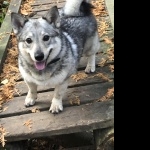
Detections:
64,0,92,16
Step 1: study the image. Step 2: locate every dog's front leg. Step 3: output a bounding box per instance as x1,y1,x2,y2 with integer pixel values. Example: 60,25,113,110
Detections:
24,80,37,107
49,80,68,114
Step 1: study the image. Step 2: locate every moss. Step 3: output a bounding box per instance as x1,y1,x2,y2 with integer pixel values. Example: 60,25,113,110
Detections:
0,0,10,27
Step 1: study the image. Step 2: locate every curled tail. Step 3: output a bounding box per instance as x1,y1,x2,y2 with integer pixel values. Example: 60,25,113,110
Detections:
64,0,93,16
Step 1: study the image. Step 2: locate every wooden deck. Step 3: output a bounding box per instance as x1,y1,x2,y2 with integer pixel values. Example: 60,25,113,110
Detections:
0,0,114,148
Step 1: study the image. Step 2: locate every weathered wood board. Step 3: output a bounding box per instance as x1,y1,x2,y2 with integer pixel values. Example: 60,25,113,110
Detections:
0,81,114,118
1,100,114,142
32,1,65,12
31,0,66,6
0,0,22,72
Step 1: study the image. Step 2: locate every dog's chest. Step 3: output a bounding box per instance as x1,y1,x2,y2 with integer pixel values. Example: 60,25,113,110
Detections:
20,65,68,86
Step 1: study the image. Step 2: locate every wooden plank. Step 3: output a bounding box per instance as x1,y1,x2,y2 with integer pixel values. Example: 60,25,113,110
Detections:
0,81,114,118
32,2,65,12
31,0,66,6
33,9,109,19
0,0,22,72
105,0,114,30
0,100,114,142
14,66,113,96
32,11,113,32
64,145,95,150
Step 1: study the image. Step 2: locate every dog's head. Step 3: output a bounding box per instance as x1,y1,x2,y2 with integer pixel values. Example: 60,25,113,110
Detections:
11,6,61,70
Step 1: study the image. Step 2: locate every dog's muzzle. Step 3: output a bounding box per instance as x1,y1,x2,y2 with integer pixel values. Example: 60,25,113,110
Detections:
34,51,46,70
34,52,44,61
34,49,60,71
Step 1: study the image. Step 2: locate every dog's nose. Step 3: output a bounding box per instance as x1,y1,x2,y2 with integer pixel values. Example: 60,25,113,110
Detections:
34,52,44,61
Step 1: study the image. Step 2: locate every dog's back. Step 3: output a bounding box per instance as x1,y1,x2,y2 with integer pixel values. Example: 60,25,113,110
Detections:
61,1,97,37
61,0,99,62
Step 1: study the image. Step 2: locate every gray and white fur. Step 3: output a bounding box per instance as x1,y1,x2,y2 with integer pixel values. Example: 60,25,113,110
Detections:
11,0,100,113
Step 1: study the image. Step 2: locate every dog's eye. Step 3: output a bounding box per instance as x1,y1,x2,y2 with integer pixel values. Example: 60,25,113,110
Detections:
43,35,50,41
26,38,32,44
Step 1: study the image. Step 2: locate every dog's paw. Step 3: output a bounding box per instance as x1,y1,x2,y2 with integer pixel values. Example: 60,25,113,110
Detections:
85,65,95,73
24,97,36,107
49,98,63,114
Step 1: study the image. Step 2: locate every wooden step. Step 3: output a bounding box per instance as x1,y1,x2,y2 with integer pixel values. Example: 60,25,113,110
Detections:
0,100,114,142
31,0,66,6
0,81,114,118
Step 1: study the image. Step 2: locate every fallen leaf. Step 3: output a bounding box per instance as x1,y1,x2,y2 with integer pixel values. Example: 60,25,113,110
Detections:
109,65,114,72
104,36,114,47
69,95,80,105
1,79,8,85
31,108,40,113
0,126,9,147
91,73,112,82
2,107,8,112
71,72,88,82
98,87,114,102
23,119,32,126
20,9,28,15
23,119,33,130
98,58,107,67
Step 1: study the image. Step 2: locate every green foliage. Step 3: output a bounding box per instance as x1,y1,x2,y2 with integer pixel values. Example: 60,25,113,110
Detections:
0,0,9,27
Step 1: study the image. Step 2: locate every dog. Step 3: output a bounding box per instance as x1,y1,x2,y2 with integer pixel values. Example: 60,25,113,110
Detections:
11,0,100,113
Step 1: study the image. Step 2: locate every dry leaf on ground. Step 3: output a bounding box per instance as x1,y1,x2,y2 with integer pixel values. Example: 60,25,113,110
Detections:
109,65,114,72
0,126,9,147
2,107,8,112
69,95,80,105
71,72,88,82
98,58,107,67
92,0,108,17
20,0,34,15
1,79,8,85
23,119,33,130
91,73,112,82
31,108,40,113
98,87,114,102
0,34,19,105
104,36,114,47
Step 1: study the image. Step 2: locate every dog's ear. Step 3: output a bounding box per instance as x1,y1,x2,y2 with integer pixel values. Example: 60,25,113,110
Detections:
43,6,60,28
11,12,28,34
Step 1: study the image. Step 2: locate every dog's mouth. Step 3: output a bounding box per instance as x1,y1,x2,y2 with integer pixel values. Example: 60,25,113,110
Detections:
34,48,52,71
33,48,60,71
34,61,46,70
34,58,60,71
